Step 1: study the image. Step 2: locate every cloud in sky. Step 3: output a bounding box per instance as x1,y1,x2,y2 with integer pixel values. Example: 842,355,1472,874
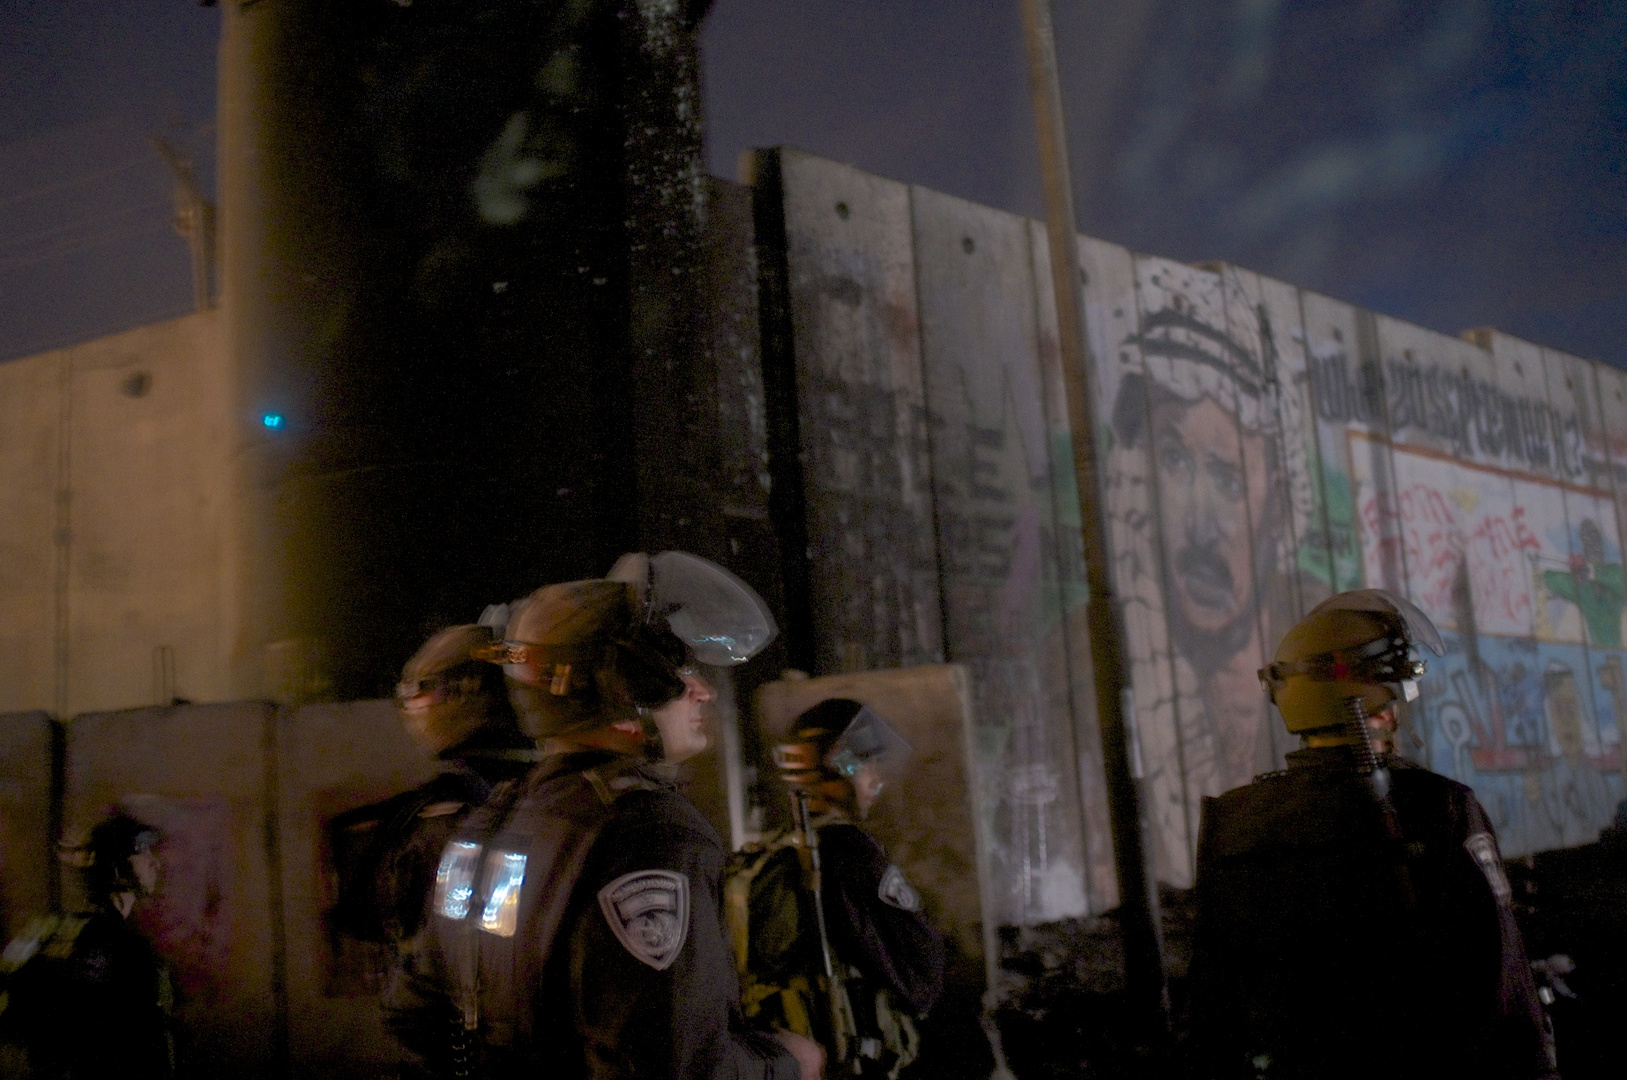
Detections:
0,0,1620,367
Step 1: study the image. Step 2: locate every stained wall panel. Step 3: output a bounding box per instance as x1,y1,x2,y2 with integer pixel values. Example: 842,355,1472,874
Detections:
276,699,441,1079
1210,264,1317,769
1300,291,1385,595
910,186,1094,923
1591,361,1627,809
62,702,281,1078
1106,256,1286,881
1228,268,1328,619
1029,222,1116,911
1077,241,1201,885
0,711,53,942
778,149,944,674
1541,345,1625,843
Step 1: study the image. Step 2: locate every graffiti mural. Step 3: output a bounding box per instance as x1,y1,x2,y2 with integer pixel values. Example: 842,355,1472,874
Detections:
1091,258,1316,883
1087,252,1627,881
1310,333,1627,858
775,149,1627,909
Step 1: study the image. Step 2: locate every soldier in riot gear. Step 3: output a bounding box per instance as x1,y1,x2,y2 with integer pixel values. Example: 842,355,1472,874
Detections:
0,811,175,1079
1187,589,1557,1080
329,622,536,950
390,552,823,1080
727,699,945,1080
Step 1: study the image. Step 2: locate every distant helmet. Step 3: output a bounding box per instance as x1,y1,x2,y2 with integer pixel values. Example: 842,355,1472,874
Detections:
1259,589,1444,733
774,698,912,811
396,624,522,755
68,812,161,898
501,554,777,741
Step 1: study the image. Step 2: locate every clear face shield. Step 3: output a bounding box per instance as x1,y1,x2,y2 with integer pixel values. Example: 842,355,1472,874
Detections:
1259,588,1445,708
825,705,913,813
607,551,778,667
604,552,777,762
1309,588,1443,702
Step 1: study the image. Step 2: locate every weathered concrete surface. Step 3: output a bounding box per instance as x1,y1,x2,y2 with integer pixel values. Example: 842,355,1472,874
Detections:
273,699,440,1079
0,311,229,716
62,702,281,1078
0,358,59,712
0,712,53,942
769,149,945,676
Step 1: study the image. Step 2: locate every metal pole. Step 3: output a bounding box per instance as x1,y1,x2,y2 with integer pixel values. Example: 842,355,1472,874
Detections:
1017,0,1170,1056
151,136,213,312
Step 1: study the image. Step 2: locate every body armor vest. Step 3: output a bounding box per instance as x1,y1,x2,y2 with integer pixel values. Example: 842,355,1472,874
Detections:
427,753,662,1071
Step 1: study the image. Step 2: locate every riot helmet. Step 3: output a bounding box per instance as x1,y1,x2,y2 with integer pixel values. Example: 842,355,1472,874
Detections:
66,811,161,902
774,698,912,818
396,624,524,755
1259,589,1444,734
500,553,776,747
607,551,778,666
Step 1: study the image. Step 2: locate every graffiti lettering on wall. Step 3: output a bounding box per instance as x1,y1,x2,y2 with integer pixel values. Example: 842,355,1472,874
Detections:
1343,433,1627,852
1308,350,1586,479
1351,436,1625,645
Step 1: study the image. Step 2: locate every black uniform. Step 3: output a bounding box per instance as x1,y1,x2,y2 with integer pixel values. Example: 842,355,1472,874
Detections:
1188,745,1557,1080
393,750,797,1080
329,742,535,946
0,907,175,1079
728,818,945,1077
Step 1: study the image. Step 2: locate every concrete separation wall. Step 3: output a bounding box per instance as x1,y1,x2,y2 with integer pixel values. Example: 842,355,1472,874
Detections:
272,699,437,1079
0,699,437,1078
761,147,1627,906
0,711,54,943
62,702,283,1077
0,311,230,717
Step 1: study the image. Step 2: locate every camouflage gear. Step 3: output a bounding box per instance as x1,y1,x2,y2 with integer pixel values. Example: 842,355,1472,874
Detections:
726,820,944,1079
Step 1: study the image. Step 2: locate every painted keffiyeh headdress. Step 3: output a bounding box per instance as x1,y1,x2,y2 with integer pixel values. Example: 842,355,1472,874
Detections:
1103,263,1314,886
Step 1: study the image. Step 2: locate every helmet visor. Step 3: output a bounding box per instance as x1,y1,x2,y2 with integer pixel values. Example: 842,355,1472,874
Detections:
1307,588,1444,655
825,705,913,780
614,551,778,666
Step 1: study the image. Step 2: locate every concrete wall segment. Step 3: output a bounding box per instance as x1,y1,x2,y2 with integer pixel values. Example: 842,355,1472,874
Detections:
61,701,281,1077
0,712,54,943
908,185,1094,923
0,356,60,712
777,149,944,674
273,699,439,1077
1028,222,1116,912
64,312,231,714
1077,232,1194,886
0,312,229,717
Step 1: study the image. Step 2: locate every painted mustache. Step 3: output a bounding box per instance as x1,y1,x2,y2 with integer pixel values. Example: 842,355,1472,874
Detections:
1173,543,1234,611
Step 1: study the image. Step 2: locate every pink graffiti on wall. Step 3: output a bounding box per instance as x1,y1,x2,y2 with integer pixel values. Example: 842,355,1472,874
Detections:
1358,473,1542,634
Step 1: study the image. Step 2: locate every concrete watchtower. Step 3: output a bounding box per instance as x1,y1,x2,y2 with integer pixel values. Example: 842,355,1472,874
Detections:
215,0,726,701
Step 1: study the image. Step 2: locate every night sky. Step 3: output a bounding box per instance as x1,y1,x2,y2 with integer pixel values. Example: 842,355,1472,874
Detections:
1,0,1622,367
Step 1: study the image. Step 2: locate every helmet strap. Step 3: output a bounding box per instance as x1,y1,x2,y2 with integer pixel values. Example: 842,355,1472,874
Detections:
636,705,666,762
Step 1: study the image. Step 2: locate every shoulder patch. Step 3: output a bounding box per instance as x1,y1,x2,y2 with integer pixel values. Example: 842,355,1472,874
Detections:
598,870,690,970
1463,831,1512,903
877,864,921,912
